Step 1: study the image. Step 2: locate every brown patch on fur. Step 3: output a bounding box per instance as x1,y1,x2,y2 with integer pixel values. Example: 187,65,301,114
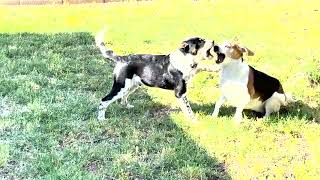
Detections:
181,42,188,49
191,48,197,55
247,67,255,98
244,47,254,56
228,44,243,59
227,44,254,58
247,67,261,99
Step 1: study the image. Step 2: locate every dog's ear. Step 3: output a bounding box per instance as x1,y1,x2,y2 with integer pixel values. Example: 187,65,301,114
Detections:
232,44,254,56
180,42,189,53
241,46,254,56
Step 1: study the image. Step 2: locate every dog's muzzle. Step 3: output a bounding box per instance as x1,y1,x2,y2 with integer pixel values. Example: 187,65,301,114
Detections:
213,46,225,64
216,53,225,64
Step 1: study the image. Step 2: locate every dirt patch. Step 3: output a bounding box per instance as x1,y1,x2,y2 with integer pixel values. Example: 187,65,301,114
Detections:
84,160,101,173
58,132,90,149
147,106,178,118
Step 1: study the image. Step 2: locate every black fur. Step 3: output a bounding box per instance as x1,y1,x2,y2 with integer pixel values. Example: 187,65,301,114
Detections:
213,45,225,64
180,37,206,55
110,54,185,96
102,78,124,102
250,66,284,101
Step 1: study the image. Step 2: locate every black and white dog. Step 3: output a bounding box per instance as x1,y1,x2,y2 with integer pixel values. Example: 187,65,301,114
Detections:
212,42,294,122
95,28,214,122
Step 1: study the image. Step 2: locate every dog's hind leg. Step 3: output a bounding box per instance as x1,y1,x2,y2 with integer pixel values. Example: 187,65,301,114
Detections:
98,78,133,121
121,85,140,108
234,105,245,123
264,92,283,117
120,75,141,108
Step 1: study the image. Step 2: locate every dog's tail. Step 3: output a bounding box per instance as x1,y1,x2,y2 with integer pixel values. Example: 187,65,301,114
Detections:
283,92,296,105
95,27,117,61
278,84,296,106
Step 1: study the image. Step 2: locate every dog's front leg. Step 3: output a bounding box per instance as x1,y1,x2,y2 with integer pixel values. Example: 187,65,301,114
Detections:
98,102,108,121
120,85,140,109
234,106,244,123
212,96,226,118
174,80,196,122
178,95,197,122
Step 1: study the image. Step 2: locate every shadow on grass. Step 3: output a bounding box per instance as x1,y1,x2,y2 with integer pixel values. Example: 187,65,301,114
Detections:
278,100,320,122
82,92,231,179
191,102,264,119
0,32,230,179
191,100,319,123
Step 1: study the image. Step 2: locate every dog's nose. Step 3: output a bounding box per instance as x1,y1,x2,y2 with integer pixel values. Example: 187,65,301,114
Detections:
191,63,198,69
213,45,219,52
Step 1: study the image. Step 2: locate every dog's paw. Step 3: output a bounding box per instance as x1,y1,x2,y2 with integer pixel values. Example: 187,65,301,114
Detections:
257,115,272,122
190,117,198,123
97,111,106,121
234,117,244,124
185,113,198,123
97,116,106,121
126,104,134,109
211,113,219,118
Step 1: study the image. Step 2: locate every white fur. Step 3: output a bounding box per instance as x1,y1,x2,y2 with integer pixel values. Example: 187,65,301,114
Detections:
197,39,214,60
178,94,196,122
113,62,126,76
246,98,264,113
220,60,250,106
169,50,195,80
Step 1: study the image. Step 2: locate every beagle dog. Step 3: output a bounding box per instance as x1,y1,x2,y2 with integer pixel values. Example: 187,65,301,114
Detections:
212,42,294,122
95,28,214,122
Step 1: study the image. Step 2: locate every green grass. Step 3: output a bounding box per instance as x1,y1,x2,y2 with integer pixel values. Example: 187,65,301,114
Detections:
1,0,320,179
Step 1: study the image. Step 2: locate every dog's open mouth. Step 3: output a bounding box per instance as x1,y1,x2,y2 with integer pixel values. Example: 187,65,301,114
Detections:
216,53,225,64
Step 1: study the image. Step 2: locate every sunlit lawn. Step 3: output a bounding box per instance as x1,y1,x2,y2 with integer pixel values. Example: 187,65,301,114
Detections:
0,0,320,179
